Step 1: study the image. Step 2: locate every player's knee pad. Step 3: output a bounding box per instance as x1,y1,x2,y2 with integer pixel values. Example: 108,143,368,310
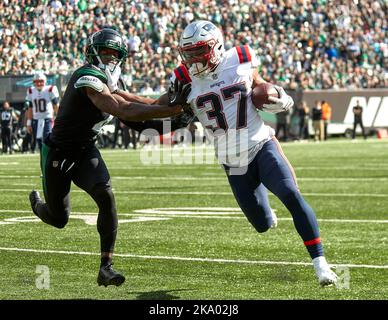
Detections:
91,183,116,214
91,182,112,198
279,188,304,212
45,200,70,229
251,221,270,233
53,218,68,229
51,211,70,229
273,178,299,203
243,204,272,233
92,184,118,250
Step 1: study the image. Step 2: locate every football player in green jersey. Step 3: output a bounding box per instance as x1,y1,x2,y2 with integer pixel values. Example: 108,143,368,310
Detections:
29,28,190,287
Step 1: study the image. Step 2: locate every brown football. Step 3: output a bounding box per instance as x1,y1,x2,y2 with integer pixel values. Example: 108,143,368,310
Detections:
251,83,279,110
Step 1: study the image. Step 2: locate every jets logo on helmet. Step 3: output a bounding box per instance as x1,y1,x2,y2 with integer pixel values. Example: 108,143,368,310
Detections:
178,20,225,79
85,28,128,72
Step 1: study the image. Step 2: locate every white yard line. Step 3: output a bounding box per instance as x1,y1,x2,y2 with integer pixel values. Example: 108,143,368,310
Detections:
0,175,39,178
2,166,388,171
0,167,220,172
1,209,387,223
113,176,388,182
2,174,388,183
295,167,388,170
3,183,36,186
0,246,386,269
1,188,387,197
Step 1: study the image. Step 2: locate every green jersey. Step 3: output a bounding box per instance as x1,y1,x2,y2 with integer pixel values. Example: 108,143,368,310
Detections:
49,64,113,151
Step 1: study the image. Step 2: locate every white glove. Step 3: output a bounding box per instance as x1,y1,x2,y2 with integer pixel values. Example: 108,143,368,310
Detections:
261,85,294,114
105,66,121,93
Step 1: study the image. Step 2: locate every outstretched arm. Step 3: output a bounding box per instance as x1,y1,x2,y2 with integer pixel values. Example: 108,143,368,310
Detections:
85,84,182,121
120,114,192,134
114,80,192,132
119,90,193,133
113,87,180,107
152,93,169,106
113,89,156,105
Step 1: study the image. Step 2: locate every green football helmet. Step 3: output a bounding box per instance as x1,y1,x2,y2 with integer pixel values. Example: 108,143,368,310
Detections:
85,28,128,72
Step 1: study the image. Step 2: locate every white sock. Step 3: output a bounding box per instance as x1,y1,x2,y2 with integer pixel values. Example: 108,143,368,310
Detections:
312,256,329,269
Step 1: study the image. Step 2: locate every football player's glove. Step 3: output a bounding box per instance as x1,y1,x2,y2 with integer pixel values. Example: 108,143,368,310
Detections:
105,66,121,93
172,104,195,128
261,85,294,114
167,78,191,107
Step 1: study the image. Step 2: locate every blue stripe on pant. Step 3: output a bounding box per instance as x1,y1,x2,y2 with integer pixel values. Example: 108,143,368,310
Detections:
225,137,323,259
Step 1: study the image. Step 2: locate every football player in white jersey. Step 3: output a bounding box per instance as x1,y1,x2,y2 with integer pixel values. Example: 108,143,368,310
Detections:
168,20,337,286
25,72,60,151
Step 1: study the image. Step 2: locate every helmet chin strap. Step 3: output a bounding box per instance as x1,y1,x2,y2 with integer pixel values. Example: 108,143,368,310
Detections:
188,42,224,79
93,47,121,72
190,61,222,79
190,62,211,79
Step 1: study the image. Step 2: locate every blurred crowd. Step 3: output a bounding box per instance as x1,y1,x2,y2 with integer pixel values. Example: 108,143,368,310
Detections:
0,0,387,92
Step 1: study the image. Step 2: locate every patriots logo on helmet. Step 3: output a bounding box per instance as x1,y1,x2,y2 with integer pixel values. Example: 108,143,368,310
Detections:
178,20,225,79
203,23,216,31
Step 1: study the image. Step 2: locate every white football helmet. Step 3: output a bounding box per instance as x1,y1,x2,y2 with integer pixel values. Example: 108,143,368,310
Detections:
33,72,47,90
178,20,225,78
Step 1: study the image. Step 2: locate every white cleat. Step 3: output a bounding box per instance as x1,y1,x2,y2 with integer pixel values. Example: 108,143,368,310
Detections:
270,209,278,229
312,256,338,287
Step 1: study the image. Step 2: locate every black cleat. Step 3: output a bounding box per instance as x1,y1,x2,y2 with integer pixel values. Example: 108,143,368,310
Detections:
29,190,42,218
97,263,125,287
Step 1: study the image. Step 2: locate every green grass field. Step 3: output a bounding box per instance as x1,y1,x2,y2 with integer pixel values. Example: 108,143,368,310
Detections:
0,139,387,300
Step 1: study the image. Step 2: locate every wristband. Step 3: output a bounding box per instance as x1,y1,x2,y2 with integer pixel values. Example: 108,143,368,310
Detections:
27,120,32,126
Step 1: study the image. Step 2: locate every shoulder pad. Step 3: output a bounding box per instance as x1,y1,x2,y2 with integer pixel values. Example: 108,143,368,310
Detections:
74,75,104,92
236,45,252,64
173,64,192,84
74,65,107,82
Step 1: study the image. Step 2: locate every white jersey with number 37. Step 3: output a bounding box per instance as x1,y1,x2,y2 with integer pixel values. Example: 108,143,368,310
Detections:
172,45,274,167
26,85,59,120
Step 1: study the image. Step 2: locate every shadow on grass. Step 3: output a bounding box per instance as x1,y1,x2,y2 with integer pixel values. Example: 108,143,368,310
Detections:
128,288,193,300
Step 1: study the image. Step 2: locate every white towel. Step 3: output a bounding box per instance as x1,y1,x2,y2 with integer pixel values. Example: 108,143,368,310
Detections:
36,119,45,139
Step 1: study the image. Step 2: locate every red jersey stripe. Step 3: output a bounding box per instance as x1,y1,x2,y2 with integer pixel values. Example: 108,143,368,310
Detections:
236,46,244,63
174,68,183,81
243,45,251,62
180,64,192,83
